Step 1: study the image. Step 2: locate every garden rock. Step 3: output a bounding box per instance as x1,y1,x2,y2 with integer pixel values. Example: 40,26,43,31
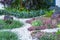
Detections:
4,15,13,24
51,10,60,19
31,31,45,39
26,18,35,24
28,27,36,31
52,11,60,24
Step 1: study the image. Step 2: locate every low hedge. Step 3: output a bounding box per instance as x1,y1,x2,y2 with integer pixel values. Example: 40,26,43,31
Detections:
0,9,46,18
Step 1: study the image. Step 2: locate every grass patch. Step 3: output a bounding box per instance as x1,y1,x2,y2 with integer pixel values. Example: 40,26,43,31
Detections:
0,20,23,29
0,31,18,40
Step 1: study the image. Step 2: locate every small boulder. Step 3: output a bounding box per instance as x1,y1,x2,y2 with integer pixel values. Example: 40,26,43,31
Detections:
26,18,35,24
4,15,13,24
26,20,32,24
51,11,60,19
31,31,44,39
28,27,35,31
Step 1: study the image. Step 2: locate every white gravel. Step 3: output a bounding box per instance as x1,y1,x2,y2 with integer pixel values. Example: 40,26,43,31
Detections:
41,28,60,33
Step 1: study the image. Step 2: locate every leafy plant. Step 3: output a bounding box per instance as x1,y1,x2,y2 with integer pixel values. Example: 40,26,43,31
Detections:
57,24,60,28
5,0,21,10
0,31,18,40
44,10,55,17
32,20,43,27
56,30,60,35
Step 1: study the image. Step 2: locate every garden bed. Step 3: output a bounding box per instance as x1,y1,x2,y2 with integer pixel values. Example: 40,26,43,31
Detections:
27,16,60,31
31,30,60,40
0,31,18,40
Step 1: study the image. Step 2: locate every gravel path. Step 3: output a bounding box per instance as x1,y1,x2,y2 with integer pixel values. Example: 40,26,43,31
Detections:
11,17,33,40
0,15,33,40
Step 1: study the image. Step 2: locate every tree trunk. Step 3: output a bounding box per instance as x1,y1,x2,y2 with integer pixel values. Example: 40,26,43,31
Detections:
20,0,22,8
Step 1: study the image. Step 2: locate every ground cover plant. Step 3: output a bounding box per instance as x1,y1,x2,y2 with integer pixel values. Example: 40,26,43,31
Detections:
39,33,56,40
31,30,60,40
39,30,60,40
0,19,23,29
0,31,18,40
31,20,43,27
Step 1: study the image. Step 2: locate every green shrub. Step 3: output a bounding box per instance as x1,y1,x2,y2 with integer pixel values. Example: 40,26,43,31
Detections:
32,20,43,27
0,31,18,40
57,24,60,28
44,10,55,17
56,30,60,35
0,9,46,18
0,9,54,18
0,20,23,29
4,19,13,24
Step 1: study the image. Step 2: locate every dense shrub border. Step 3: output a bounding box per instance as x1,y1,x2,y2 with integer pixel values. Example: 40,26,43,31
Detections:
0,31,18,40
0,19,23,29
0,9,47,18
